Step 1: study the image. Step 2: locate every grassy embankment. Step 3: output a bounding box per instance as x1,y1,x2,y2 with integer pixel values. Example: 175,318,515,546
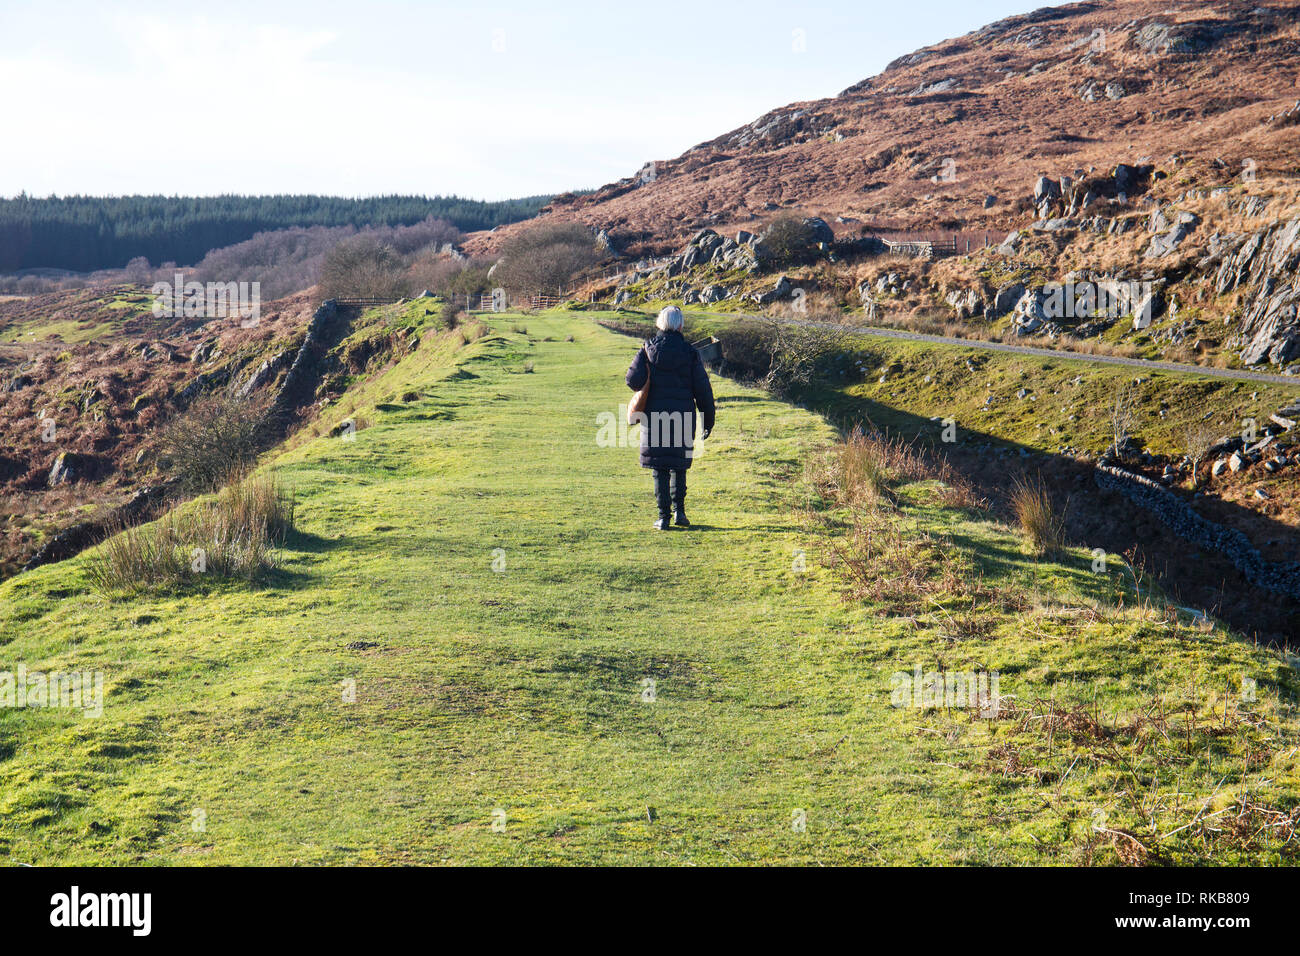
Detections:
1,310,1297,864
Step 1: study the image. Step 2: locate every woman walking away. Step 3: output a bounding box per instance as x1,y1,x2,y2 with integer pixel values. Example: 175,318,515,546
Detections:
626,306,716,530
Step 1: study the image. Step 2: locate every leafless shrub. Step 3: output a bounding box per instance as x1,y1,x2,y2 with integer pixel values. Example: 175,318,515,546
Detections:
1183,421,1218,486
318,236,409,300
159,391,271,493
440,298,462,329
761,316,853,396
1109,382,1139,458
761,214,821,266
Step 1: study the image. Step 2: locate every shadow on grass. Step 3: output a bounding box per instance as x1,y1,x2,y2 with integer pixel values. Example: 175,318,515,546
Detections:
282,527,346,555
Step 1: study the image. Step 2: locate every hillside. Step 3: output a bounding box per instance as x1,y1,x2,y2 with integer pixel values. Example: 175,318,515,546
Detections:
2,310,1298,865
480,0,1300,249
0,288,419,579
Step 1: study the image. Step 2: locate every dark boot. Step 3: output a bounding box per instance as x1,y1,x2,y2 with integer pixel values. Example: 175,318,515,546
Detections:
672,469,690,526
653,468,673,530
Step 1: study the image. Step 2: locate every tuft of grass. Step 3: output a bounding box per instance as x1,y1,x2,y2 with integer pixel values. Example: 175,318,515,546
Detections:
86,474,294,594
838,425,893,504
1010,474,1066,556
458,320,489,345
808,424,981,511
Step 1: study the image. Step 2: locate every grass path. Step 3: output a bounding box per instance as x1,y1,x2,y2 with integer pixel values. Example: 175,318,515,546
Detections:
1,314,1297,864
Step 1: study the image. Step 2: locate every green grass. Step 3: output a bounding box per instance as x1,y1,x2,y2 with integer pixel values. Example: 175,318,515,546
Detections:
600,308,1299,459
1,312,1298,865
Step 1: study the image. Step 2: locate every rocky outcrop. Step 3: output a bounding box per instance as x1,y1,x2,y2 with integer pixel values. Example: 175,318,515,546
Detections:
236,349,292,399
651,228,766,277
21,477,181,573
990,282,1025,318
1144,210,1200,259
1094,462,1300,599
1030,164,1152,220
945,287,982,319
273,300,341,411
1033,176,1062,219
1201,217,1300,366
47,451,95,487
1011,287,1057,334
752,275,794,306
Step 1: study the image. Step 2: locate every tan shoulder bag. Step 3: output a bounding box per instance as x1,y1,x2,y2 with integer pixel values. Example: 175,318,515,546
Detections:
627,347,651,424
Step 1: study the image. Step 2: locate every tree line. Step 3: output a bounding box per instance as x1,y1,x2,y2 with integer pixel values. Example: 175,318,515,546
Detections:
0,193,552,273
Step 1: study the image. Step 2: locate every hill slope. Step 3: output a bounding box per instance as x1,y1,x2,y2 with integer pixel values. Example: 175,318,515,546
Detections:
475,0,1300,250
1,311,1297,864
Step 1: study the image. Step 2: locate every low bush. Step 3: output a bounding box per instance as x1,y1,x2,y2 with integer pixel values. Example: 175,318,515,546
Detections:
160,391,271,493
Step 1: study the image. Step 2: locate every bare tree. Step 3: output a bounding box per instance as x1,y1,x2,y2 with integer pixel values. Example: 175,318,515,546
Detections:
492,224,601,295
1109,383,1139,459
318,236,409,300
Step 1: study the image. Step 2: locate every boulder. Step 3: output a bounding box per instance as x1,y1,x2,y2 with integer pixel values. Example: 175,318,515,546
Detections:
754,275,794,306
48,451,94,487
1033,176,1062,218
802,217,835,245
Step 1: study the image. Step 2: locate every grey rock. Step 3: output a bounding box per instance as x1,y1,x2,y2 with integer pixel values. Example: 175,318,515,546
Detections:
1145,211,1200,259
48,451,93,487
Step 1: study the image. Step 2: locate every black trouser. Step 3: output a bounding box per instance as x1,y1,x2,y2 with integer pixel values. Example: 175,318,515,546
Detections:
653,467,687,517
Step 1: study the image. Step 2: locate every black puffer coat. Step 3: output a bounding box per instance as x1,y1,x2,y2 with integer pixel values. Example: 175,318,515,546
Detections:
625,330,716,470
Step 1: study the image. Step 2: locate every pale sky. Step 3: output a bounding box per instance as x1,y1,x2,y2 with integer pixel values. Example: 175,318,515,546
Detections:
0,0,1041,200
